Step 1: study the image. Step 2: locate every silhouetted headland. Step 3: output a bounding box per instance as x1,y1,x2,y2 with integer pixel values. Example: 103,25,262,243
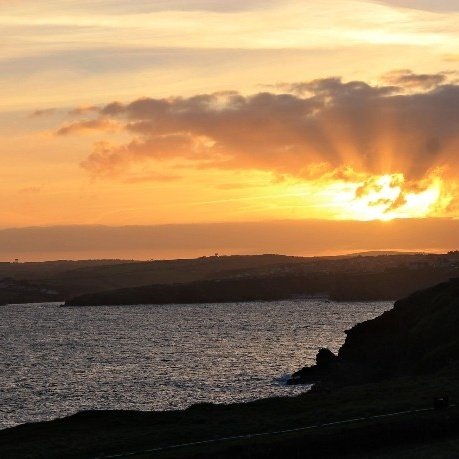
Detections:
64,269,452,306
289,277,459,385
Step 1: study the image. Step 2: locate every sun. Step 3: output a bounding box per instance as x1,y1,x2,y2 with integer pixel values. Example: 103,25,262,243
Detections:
331,173,445,221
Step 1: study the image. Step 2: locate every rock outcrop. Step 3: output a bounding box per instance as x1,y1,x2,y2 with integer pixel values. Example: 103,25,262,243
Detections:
289,278,459,385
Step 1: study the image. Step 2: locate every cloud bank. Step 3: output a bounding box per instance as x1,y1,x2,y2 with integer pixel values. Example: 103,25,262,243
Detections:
2,220,459,261
57,71,459,187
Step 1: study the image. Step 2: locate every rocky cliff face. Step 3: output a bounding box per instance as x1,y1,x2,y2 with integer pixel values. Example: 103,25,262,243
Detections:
289,278,459,385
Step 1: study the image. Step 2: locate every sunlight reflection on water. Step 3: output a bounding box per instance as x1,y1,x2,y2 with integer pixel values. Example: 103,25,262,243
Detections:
0,300,392,429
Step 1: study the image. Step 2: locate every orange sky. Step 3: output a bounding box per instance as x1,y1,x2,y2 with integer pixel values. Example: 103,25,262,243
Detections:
1,0,459,236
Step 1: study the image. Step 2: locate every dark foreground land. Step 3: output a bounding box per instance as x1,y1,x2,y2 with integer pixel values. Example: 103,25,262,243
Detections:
2,372,459,459
4,279,459,458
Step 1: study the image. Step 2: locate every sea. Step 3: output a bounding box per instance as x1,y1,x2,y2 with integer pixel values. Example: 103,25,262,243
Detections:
0,300,392,429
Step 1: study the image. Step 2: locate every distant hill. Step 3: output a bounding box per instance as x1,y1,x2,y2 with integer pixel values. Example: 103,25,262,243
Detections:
0,255,307,303
339,250,426,258
3,252,459,305
0,259,134,281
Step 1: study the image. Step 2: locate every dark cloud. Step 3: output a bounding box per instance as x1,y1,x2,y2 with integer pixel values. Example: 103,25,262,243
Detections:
79,133,216,176
3,220,459,261
64,72,459,182
382,70,448,90
279,77,395,97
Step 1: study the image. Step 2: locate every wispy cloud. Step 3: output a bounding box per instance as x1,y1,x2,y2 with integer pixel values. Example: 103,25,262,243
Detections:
30,108,57,118
56,118,121,136
381,69,449,89
2,0,458,110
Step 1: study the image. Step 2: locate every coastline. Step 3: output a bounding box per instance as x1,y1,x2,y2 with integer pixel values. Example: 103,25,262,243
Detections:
5,278,459,457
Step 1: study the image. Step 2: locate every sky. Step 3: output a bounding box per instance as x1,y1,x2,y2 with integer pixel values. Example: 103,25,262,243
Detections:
1,0,459,256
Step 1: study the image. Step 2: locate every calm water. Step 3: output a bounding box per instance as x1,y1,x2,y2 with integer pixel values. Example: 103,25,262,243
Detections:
0,300,392,429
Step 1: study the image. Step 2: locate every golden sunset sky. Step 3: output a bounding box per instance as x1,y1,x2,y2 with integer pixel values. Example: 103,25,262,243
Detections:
2,0,459,233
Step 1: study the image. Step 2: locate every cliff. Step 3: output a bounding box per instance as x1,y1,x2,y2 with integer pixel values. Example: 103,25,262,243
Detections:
289,278,459,385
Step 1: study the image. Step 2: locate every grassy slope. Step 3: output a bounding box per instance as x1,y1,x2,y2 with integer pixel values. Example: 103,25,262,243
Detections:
2,369,459,459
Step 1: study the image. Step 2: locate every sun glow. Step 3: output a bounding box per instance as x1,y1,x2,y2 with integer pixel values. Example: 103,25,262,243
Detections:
331,172,448,221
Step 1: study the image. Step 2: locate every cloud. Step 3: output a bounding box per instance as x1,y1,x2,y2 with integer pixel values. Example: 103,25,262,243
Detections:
376,0,459,12
81,133,216,176
56,118,121,136
30,108,57,118
3,220,459,261
277,77,395,97
381,70,448,89
70,72,459,187
69,105,99,116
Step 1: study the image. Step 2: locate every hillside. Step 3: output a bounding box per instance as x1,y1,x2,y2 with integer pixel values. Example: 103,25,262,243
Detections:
290,277,459,385
0,255,305,303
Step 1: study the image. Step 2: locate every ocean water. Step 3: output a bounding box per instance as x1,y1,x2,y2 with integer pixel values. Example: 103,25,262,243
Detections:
0,300,392,429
